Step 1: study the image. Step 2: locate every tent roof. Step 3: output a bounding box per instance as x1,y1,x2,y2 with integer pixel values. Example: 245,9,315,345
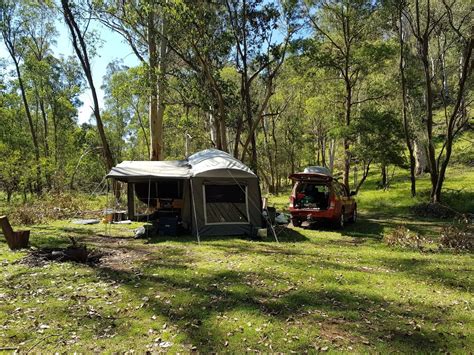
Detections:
106,149,256,181
188,149,255,177
107,160,191,181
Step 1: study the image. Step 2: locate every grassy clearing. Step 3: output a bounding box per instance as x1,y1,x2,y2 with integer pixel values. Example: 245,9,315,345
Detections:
0,166,473,352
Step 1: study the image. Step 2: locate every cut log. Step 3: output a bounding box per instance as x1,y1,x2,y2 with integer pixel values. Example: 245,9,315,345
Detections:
0,215,30,250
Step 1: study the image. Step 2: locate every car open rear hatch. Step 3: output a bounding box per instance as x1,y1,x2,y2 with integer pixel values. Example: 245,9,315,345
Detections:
289,172,333,182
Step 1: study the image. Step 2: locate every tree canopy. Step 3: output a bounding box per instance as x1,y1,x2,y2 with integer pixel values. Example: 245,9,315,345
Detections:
0,0,472,202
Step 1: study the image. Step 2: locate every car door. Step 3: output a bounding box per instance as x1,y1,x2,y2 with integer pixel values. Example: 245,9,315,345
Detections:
340,184,354,217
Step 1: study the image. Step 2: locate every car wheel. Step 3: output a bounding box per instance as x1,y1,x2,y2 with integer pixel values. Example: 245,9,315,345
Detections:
349,205,357,223
334,210,344,229
291,218,302,227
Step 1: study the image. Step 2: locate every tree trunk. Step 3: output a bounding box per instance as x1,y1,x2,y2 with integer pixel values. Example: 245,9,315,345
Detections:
381,164,387,188
413,0,439,202
155,15,168,159
321,136,326,167
61,0,114,172
414,139,428,175
13,58,42,193
398,2,416,196
328,139,336,173
343,78,352,190
262,118,275,193
148,10,160,160
354,159,372,194
433,37,473,202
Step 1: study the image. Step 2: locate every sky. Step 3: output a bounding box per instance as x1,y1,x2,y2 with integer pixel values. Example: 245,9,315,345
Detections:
54,21,139,124
0,18,139,124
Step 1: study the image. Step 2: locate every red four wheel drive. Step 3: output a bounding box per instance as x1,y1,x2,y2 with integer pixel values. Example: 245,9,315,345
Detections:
288,166,357,228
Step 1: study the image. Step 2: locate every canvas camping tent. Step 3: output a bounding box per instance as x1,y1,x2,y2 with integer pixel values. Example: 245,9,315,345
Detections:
106,149,262,237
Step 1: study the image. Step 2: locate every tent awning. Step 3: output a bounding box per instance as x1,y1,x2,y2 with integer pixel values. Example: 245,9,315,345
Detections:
106,160,192,181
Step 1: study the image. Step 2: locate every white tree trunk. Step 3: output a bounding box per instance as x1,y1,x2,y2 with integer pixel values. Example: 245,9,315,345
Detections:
414,139,428,175
328,139,337,173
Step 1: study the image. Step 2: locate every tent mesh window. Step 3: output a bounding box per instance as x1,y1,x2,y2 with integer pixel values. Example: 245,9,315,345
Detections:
134,180,183,207
204,184,248,224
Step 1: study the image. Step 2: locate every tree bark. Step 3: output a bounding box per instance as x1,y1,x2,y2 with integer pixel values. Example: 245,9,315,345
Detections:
11,56,42,193
381,164,387,188
398,1,416,197
328,139,336,173
414,139,428,175
155,15,168,160
433,36,473,202
342,10,352,191
61,0,114,172
354,159,372,194
148,9,160,161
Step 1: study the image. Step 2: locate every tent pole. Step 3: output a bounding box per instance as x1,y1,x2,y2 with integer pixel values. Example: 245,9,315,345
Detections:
190,178,200,244
146,178,151,238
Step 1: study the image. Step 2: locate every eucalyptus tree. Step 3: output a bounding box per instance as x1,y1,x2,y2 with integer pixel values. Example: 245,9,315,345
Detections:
0,0,42,191
165,0,235,152
0,75,32,201
101,61,150,160
60,0,115,172
402,0,473,202
225,0,299,171
21,2,58,162
351,108,405,193
303,0,394,189
94,0,170,160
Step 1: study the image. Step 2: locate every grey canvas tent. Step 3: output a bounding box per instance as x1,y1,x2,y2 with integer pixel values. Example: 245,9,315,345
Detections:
106,149,263,237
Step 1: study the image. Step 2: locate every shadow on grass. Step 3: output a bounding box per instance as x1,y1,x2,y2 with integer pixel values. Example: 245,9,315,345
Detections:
87,255,456,353
378,256,473,292
144,226,309,244
3,229,468,352
298,217,385,241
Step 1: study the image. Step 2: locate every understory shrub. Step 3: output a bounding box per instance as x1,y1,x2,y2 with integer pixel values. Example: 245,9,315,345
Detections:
439,217,473,253
384,226,431,251
9,193,105,225
386,218,473,253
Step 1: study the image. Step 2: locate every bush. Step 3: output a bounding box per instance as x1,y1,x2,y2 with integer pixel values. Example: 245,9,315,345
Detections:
411,202,457,219
439,217,473,253
9,193,105,225
384,226,431,251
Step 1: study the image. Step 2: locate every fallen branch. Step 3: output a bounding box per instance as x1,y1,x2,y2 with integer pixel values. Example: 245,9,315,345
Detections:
25,334,61,353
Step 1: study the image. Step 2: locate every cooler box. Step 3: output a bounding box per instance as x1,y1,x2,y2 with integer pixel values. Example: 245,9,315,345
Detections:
158,216,179,236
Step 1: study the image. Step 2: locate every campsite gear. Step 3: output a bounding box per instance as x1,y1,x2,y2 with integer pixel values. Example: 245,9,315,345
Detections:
106,149,263,239
266,206,276,225
113,210,128,222
275,213,290,225
104,209,114,223
72,219,100,225
134,223,159,238
134,226,146,239
113,220,132,224
0,215,30,250
158,216,180,236
257,228,268,238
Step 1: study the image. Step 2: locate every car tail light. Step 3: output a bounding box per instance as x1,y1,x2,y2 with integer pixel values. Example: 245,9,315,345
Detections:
289,196,294,208
329,196,336,209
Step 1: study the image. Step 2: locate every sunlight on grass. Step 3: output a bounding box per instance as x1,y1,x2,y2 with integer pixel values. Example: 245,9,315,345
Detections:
0,166,473,352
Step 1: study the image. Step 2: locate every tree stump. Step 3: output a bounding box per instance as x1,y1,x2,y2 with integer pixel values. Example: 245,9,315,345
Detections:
0,216,30,250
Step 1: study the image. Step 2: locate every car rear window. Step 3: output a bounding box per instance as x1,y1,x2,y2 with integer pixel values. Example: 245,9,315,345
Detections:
296,183,329,194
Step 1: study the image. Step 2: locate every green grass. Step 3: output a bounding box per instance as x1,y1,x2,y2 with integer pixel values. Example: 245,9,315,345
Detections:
0,166,473,352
